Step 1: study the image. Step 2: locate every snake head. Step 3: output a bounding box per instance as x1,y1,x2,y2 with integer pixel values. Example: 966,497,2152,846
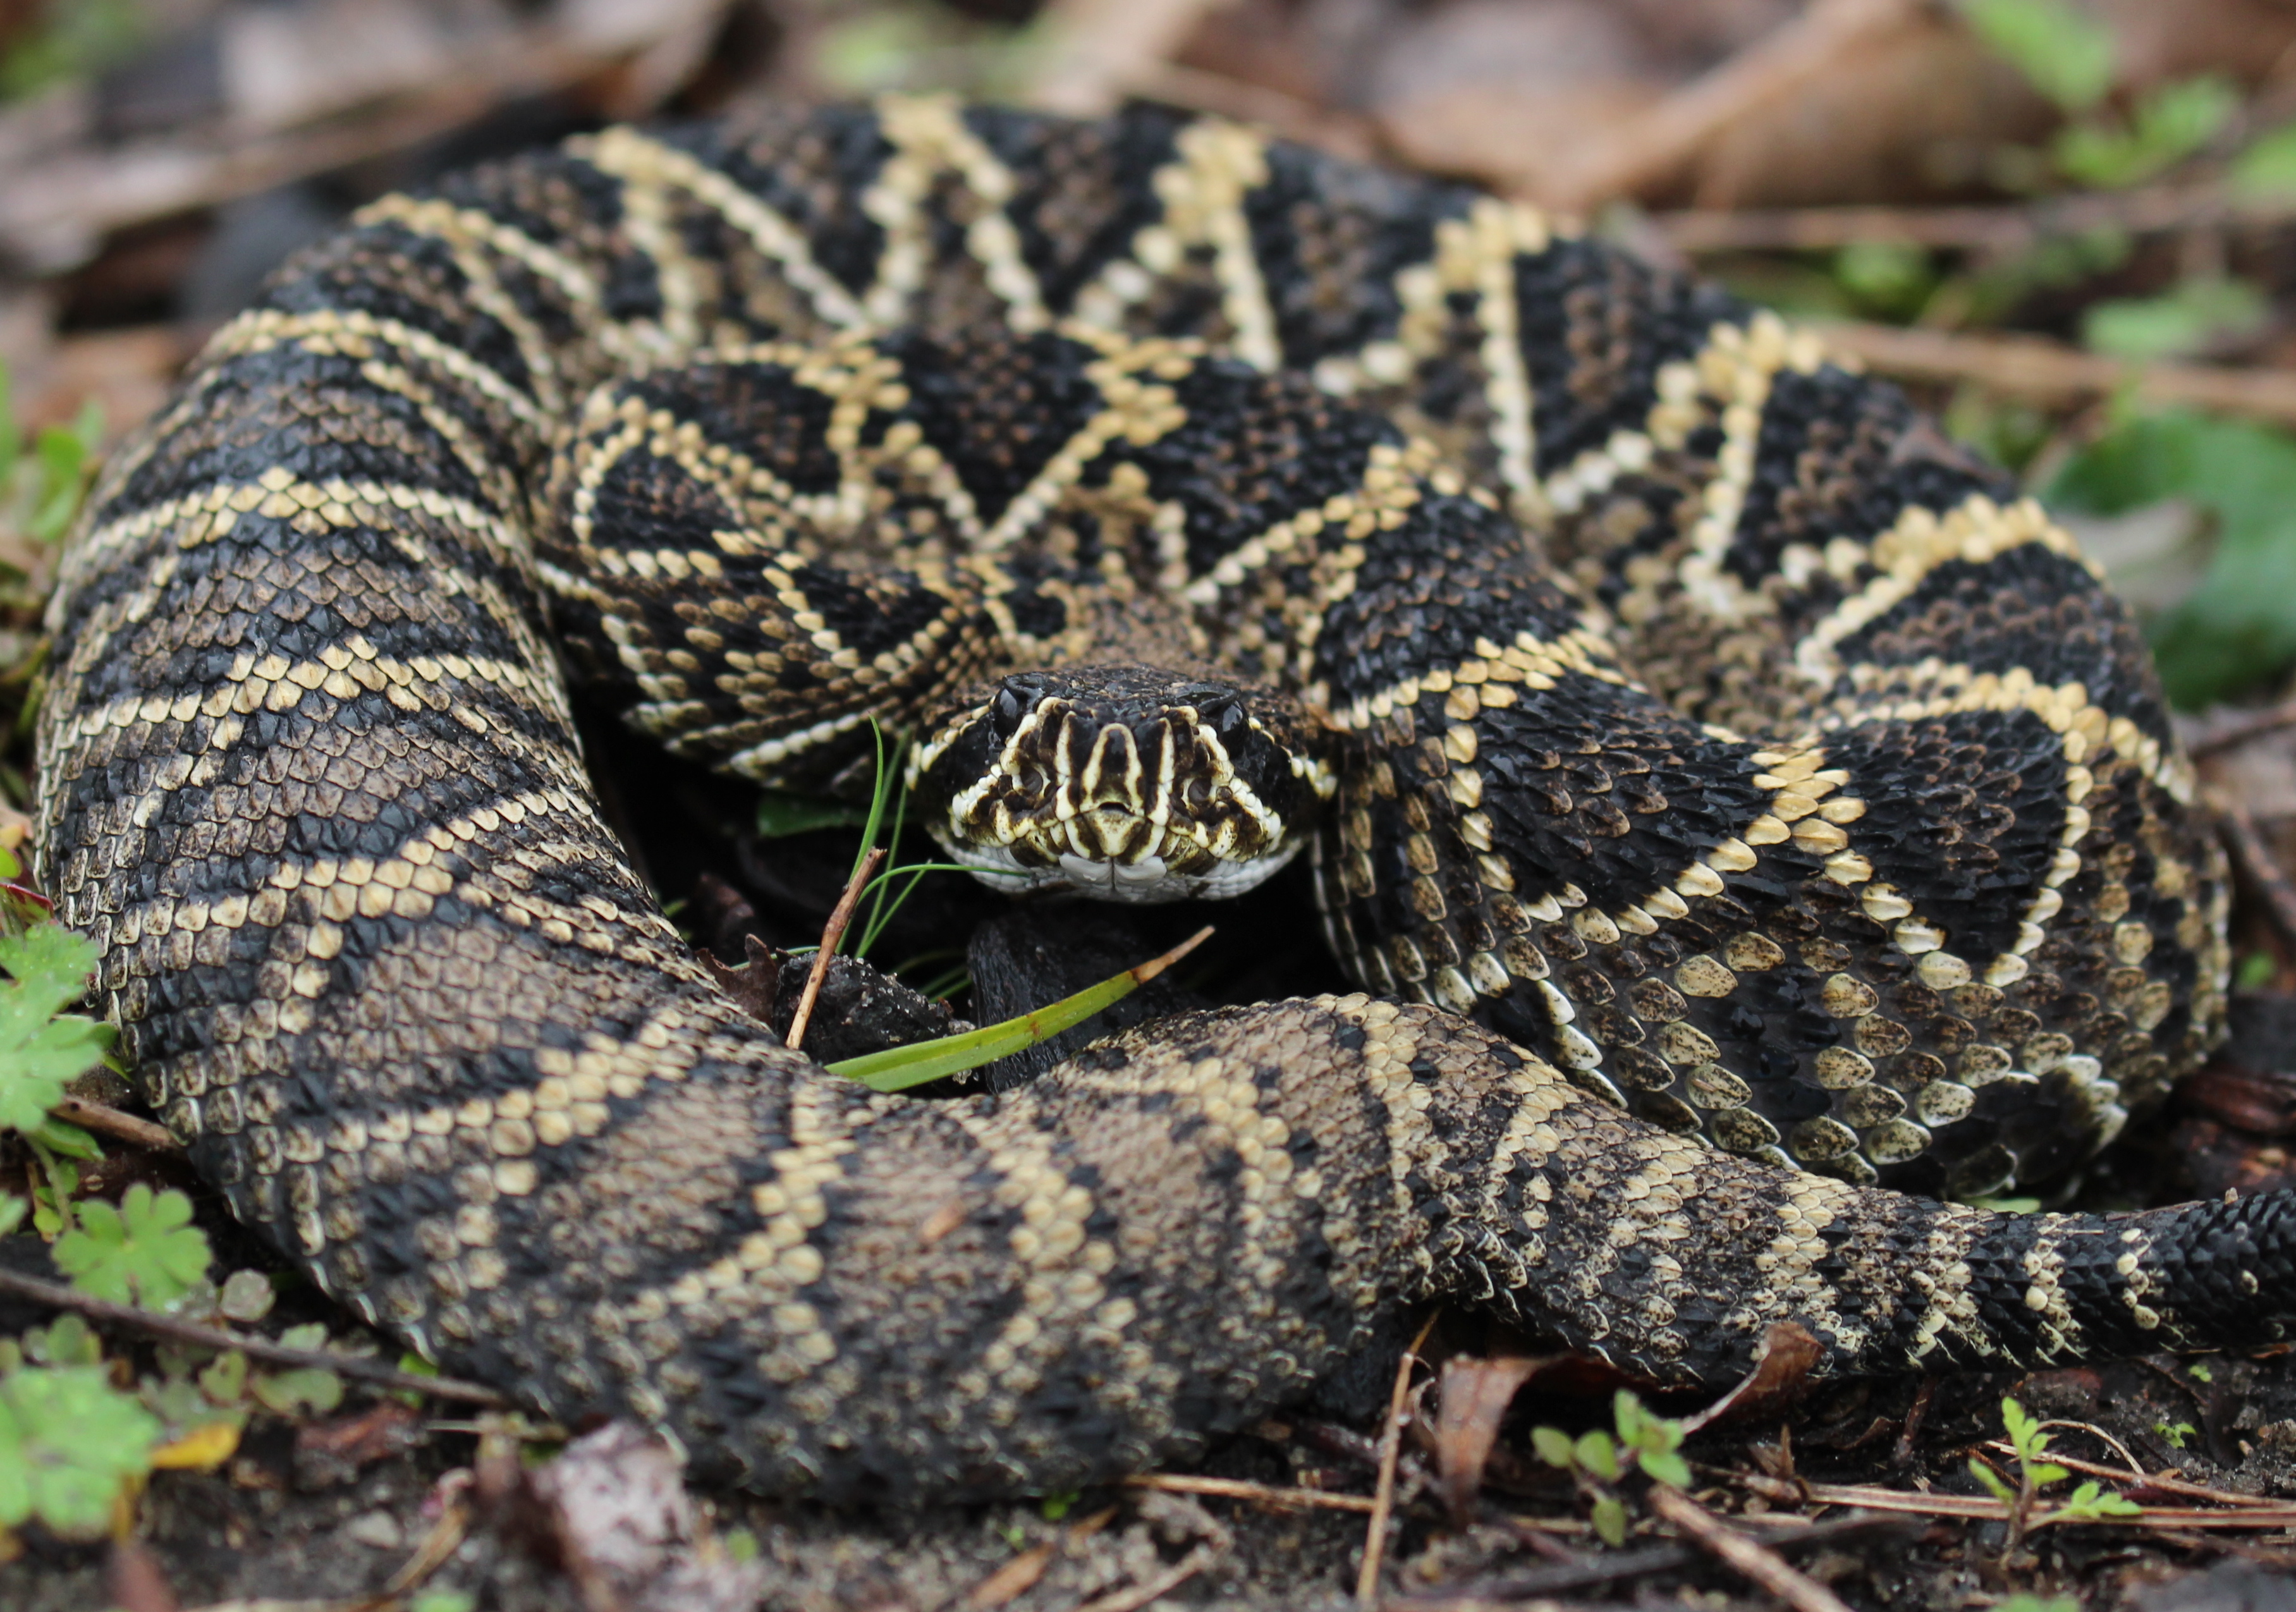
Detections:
908,667,1336,903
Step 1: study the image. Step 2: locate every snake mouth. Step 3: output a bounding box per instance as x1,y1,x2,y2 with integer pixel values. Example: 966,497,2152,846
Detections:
910,666,1334,904
928,826,1310,903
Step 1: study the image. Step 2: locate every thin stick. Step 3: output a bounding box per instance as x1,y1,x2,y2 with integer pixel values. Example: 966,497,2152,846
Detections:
2219,798,2296,961
1649,1487,1857,1612
1065,1544,1217,1612
785,845,885,1053
2032,1418,2149,1489
1127,1473,1379,1514
1357,1310,1439,1607
1979,1440,2280,1508
1654,180,2291,255
51,1094,180,1151
379,1493,473,1598
1813,319,2296,427
2191,698,2296,759
1393,1513,1915,1608
1738,1472,2296,1530
1892,1376,1936,1469
1539,0,1917,209
0,1265,508,1406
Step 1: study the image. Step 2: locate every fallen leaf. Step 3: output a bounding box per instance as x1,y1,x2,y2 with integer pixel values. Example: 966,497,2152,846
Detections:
1432,1354,1551,1525
1678,1322,1825,1438
293,1400,425,1489
149,1419,240,1472
697,932,781,1026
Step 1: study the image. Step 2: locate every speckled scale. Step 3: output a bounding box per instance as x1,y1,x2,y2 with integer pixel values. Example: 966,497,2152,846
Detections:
34,99,2290,1502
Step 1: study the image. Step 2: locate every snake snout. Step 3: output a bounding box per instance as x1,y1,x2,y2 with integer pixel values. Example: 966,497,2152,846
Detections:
910,666,1338,902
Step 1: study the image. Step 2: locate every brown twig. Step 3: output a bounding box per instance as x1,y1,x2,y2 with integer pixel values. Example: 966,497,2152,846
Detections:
1812,319,2296,427
965,1542,1056,1610
1978,1439,2280,1508
1648,1487,1857,1612
1738,1472,2296,1531
0,1265,508,1406
0,3,730,271
1538,0,1920,209
1390,1513,1914,1608
2190,698,2296,759
1127,1473,1379,1514
378,1490,474,1599
1652,180,2288,255
1065,1545,1219,1612
2218,797,2296,962
1357,1310,1439,1607
1892,1376,1937,1469
50,1094,180,1151
784,845,886,1053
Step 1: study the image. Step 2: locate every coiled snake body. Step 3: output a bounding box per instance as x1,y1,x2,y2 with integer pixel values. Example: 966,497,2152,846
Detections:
35,99,2296,1499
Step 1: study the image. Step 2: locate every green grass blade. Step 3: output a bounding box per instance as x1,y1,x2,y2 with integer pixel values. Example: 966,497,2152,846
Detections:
858,744,913,958
826,925,1212,1092
848,720,891,893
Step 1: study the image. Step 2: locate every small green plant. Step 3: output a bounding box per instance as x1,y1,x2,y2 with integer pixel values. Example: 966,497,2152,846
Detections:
1970,1397,2142,1549
2232,120,2296,197
2187,1360,2214,1384
2053,76,2238,190
0,361,103,549
1993,1596,2080,1612
52,1182,211,1310
1961,0,2115,117
2082,276,2269,362
0,1362,161,1537
0,0,142,101
2154,1420,2197,1450
1962,1,2235,191
1530,1390,1690,1547
0,922,111,1142
756,721,968,962
2048,408,2296,707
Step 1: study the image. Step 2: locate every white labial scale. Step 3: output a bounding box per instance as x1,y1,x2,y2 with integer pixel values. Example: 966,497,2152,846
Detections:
932,834,1307,905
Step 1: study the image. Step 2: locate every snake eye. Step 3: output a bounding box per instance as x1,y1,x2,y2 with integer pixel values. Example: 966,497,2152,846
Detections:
1215,700,1250,736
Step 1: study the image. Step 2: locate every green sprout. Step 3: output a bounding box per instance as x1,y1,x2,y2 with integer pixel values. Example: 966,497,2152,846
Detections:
1530,1390,1690,1547
1969,1396,2142,1550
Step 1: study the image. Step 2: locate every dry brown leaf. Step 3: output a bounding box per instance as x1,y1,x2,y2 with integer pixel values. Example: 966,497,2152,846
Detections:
1678,1322,1824,1438
291,1400,427,1489
1432,1353,1550,1526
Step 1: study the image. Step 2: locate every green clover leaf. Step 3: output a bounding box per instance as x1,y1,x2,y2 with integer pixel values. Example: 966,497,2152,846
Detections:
54,1183,212,1309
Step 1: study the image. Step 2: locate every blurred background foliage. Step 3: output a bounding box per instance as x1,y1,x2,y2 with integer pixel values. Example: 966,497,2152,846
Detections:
6,0,2296,715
